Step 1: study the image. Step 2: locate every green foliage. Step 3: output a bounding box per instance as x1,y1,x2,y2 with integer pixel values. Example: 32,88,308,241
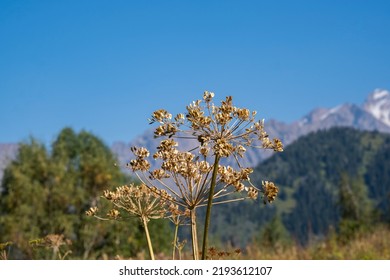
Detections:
254,215,291,250
0,128,171,259
206,127,390,247
308,224,390,260
3,126,390,258
365,137,390,222
250,127,390,245
337,173,375,243
204,199,276,249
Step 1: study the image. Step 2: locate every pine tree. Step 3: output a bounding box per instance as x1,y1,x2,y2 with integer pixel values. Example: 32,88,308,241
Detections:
256,215,291,250
338,173,374,243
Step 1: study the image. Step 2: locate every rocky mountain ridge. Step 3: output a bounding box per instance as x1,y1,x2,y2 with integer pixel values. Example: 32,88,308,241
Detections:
112,88,390,170
2,89,390,182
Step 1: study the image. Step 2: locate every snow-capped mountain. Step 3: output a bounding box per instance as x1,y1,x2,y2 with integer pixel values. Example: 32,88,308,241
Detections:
302,88,390,133
363,89,390,127
2,89,390,184
269,89,390,146
280,102,390,143
112,89,390,170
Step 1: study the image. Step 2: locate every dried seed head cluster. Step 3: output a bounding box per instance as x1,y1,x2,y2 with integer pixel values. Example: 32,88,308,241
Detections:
218,166,253,193
86,183,174,223
30,234,71,249
148,92,283,156
128,147,151,172
29,234,72,260
85,206,98,216
262,181,279,204
128,92,283,212
88,92,283,260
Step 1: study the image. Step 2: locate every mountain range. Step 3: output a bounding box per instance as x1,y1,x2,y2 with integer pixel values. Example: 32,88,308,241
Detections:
1,88,390,182
112,88,390,169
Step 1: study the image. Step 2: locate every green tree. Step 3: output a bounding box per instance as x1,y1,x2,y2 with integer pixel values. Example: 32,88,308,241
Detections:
365,137,390,222
338,173,374,243
255,215,291,251
0,139,49,257
0,128,171,259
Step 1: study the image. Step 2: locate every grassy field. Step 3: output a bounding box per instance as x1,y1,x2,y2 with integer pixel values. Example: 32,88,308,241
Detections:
109,224,390,260
244,224,390,260
2,224,390,260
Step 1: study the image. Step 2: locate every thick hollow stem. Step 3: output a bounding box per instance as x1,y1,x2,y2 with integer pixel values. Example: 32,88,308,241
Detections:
190,208,199,260
141,216,155,260
201,154,220,260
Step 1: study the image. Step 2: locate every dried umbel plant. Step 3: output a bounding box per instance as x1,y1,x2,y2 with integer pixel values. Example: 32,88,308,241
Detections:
86,183,172,260
29,234,72,260
167,202,190,260
128,92,283,259
0,242,12,260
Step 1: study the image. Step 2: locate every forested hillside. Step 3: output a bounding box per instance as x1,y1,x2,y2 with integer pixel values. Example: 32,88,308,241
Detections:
207,127,390,246
2,127,390,258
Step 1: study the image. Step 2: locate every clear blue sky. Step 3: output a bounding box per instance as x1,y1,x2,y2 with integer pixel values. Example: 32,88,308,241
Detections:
1,0,389,145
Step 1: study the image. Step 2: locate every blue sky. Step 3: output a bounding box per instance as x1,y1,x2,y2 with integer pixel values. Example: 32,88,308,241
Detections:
1,0,389,145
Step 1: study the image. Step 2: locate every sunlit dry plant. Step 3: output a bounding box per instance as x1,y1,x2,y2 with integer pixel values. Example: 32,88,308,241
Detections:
0,242,12,260
29,234,72,260
86,183,172,260
166,202,190,260
205,246,242,260
128,92,283,259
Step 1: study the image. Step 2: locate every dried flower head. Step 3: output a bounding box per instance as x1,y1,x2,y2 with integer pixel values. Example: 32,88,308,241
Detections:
128,147,151,171
146,93,283,160
107,209,120,219
86,206,98,216
88,183,173,223
41,234,71,248
127,92,284,210
247,186,259,200
88,92,284,261
262,180,279,204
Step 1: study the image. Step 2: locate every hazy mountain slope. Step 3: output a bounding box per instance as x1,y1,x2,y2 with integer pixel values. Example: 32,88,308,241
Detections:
2,89,390,183
111,89,390,170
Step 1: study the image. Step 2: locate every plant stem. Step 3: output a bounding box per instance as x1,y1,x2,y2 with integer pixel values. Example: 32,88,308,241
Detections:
190,208,199,260
172,222,179,260
201,154,220,260
178,248,182,260
141,216,155,260
52,248,58,260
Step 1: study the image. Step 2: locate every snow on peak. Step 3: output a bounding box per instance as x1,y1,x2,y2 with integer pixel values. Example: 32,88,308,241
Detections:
372,89,390,100
319,105,342,121
364,89,390,127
